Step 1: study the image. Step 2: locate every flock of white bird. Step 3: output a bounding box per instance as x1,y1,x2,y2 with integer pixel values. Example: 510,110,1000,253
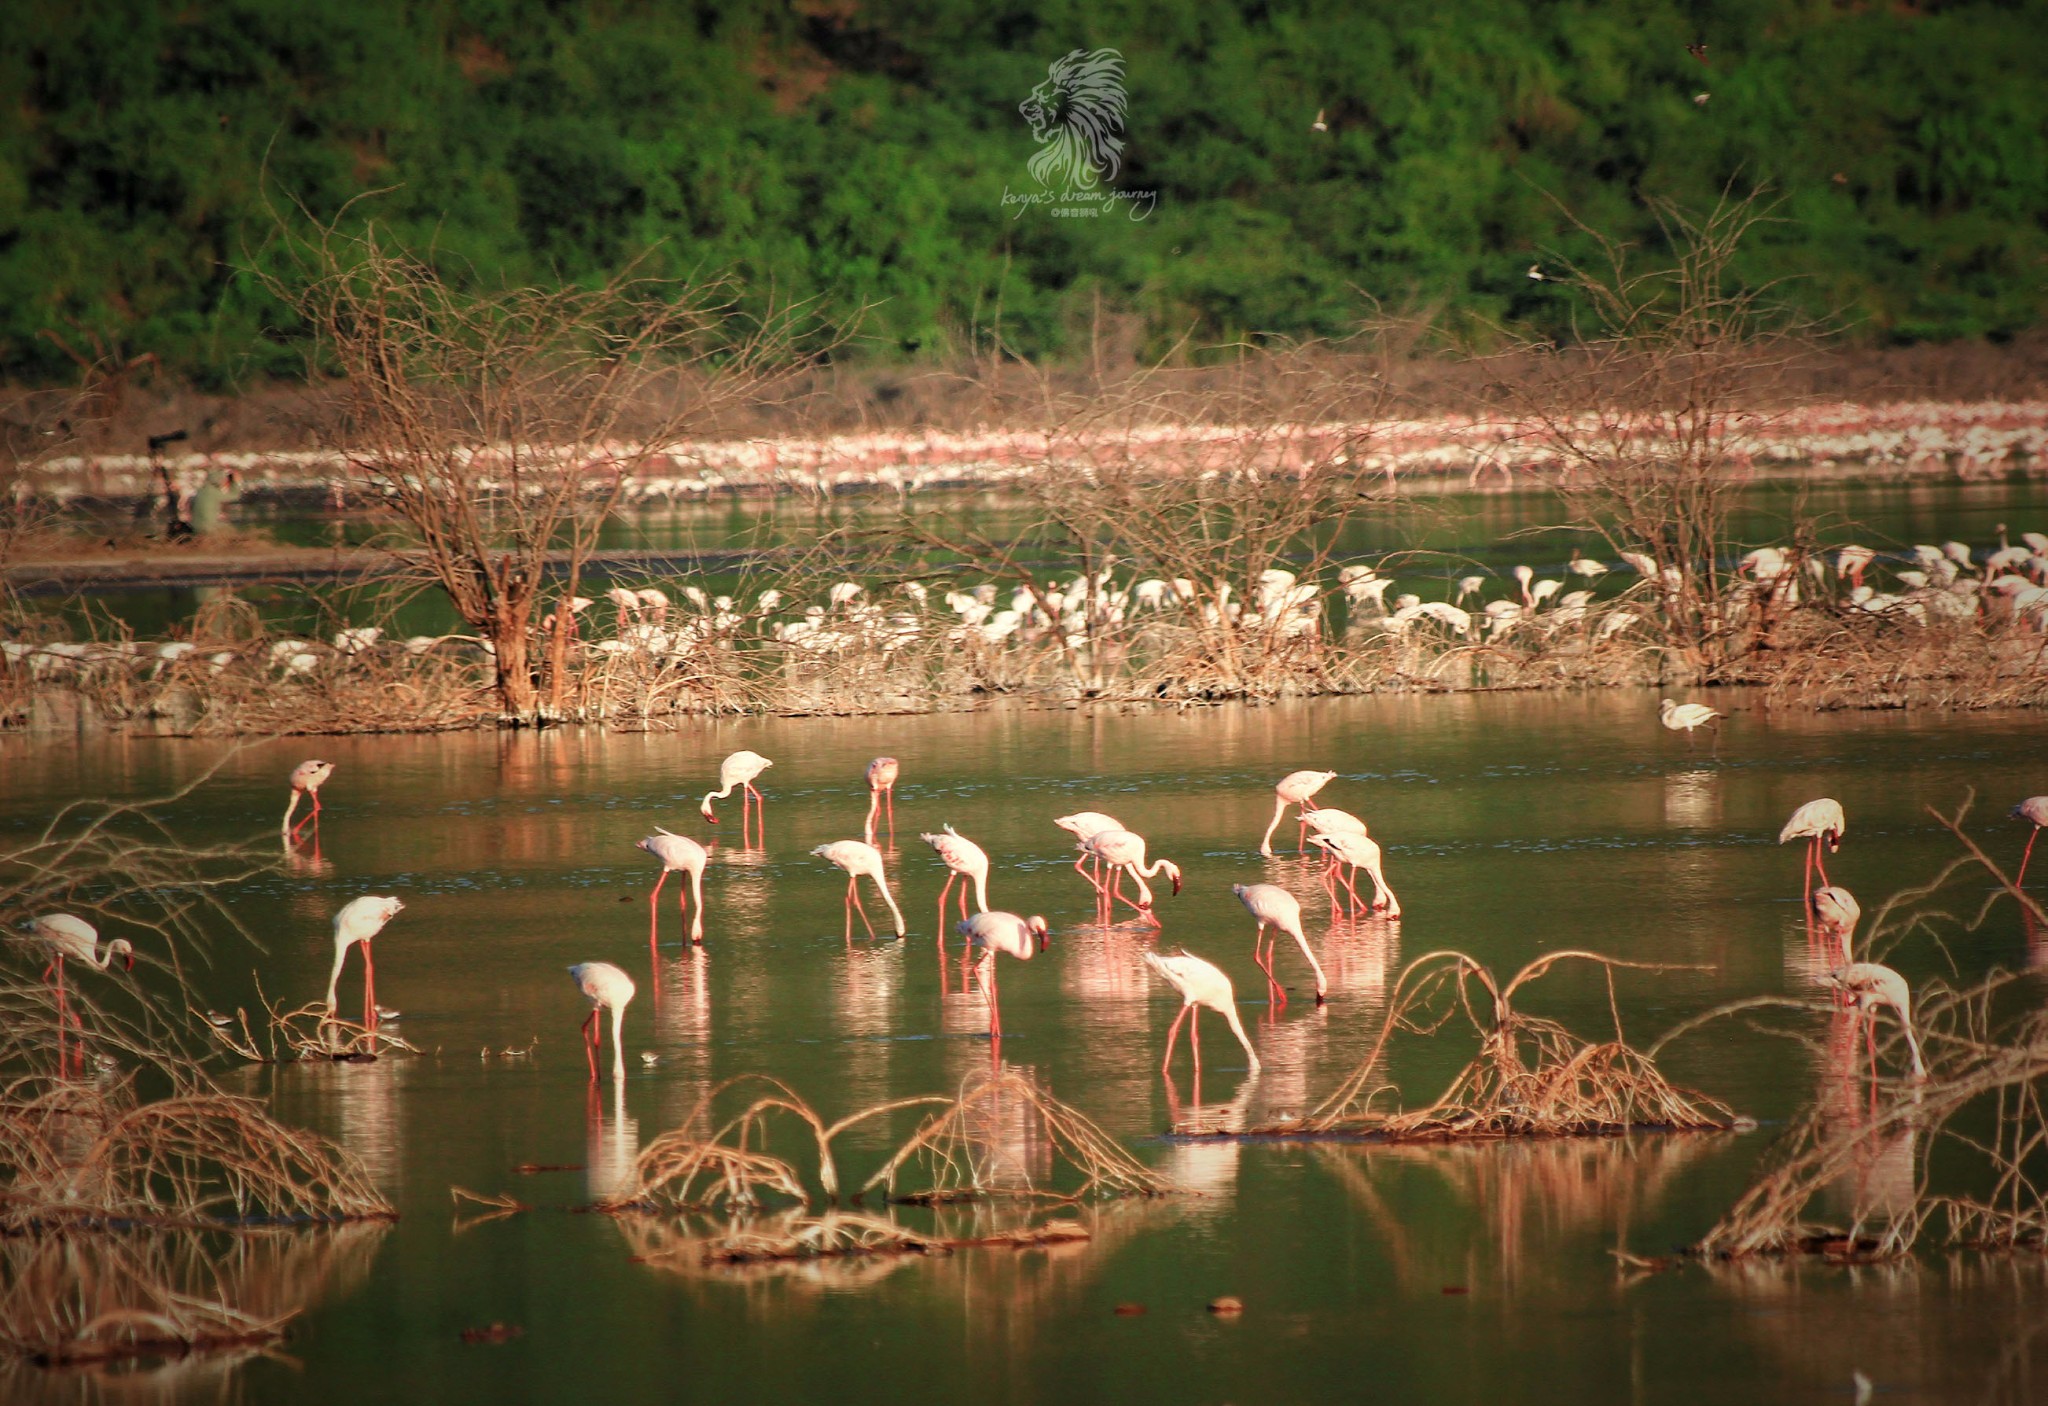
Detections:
29,740,2048,1092
29,399,2048,507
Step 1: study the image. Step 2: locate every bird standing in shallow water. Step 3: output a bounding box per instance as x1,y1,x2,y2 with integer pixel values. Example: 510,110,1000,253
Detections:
1659,699,1722,751
1781,798,1847,911
922,824,992,931
958,911,1047,1038
569,962,635,1083
1306,831,1401,919
813,840,908,941
31,914,132,1073
701,750,773,846
1261,771,1338,856
1079,828,1182,926
2013,796,2048,887
1828,962,1926,1082
637,829,708,952
325,896,404,1031
1144,950,1262,1075
1810,885,1860,964
1232,883,1329,1007
283,760,334,840
865,757,900,848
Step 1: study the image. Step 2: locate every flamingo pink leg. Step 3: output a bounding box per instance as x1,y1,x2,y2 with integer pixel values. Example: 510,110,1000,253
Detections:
1189,1004,1202,1072
1814,835,1832,889
848,878,876,939
2019,827,2041,888
582,1010,600,1080
746,784,767,848
936,874,957,939
1161,1005,1190,1073
648,871,668,956
362,941,377,1030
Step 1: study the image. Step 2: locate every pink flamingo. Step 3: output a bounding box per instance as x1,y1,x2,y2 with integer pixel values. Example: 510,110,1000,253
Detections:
1079,828,1182,926
865,757,900,847
1055,811,1124,889
1810,885,1860,963
324,895,404,1031
1232,883,1329,1006
1260,770,1338,856
958,911,1048,1037
1827,962,1927,1082
32,914,133,1072
2014,796,2048,886
1306,831,1401,918
636,828,708,951
1780,798,1846,914
812,840,908,941
569,961,635,1083
701,750,773,846
282,759,334,840
921,824,992,930
1144,950,1262,1074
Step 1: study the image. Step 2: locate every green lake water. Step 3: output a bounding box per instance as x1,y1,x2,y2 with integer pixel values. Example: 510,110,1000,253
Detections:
5,691,2047,1402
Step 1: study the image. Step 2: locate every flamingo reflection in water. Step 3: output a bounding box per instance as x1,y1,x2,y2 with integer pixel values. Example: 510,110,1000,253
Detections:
585,1077,641,1203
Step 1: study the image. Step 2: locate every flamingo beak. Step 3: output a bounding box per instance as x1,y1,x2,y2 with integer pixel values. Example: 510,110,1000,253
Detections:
701,809,719,824
122,953,135,971
1170,873,1183,897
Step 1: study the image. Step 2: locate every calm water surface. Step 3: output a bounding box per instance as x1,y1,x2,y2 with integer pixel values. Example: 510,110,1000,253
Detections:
4,693,2047,1403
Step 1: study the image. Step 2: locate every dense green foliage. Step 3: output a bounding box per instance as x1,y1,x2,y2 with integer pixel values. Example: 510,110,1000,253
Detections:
3,0,2046,386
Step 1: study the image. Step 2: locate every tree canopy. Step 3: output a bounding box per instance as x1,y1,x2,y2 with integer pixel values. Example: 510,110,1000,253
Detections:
3,0,2045,386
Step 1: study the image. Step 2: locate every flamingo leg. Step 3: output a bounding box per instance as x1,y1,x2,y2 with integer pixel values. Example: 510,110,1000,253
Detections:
2019,827,2041,888
1297,809,1308,854
748,784,767,847
851,880,877,939
1341,865,1364,915
648,870,669,956
1190,1006,1203,1072
1815,835,1833,889
865,791,882,847
1802,843,1817,949
362,941,378,1032
1162,1005,1189,1073
936,874,957,939
958,882,971,923
977,958,1000,1038
582,1010,600,1081
843,878,857,943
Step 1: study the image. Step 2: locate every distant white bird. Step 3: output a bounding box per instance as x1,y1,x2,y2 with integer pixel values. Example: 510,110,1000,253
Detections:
1526,264,1546,282
1144,950,1261,1075
282,759,334,839
1567,551,1609,580
1781,798,1847,902
1659,698,1722,748
700,750,773,844
1310,107,1328,133
1232,883,1328,1006
922,824,992,927
1827,963,1926,1080
1261,769,1338,856
2014,796,2048,887
325,896,405,1030
813,840,907,940
1301,806,1369,840
569,961,635,1083
637,828,708,949
958,911,1048,1037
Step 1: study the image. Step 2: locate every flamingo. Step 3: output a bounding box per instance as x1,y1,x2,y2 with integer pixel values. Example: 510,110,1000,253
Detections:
1659,699,1722,749
1055,811,1124,888
324,896,405,1031
2014,796,2048,887
1811,885,1860,962
1143,950,1262,1075
1260,770,1338,856
1079,828,1182,925
569,961,635,1083
1306,831,1401,918
1780,798,1846,906
1826,963,1927,1081
921,824,992,930
864,757,900,847
636,829,708,951
1300,806,1368,876
282,759,334,839
31,914,132,1069
1232,883,1329,1007
812,840,907,941
958,911,1048,1037
700,750,773,846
